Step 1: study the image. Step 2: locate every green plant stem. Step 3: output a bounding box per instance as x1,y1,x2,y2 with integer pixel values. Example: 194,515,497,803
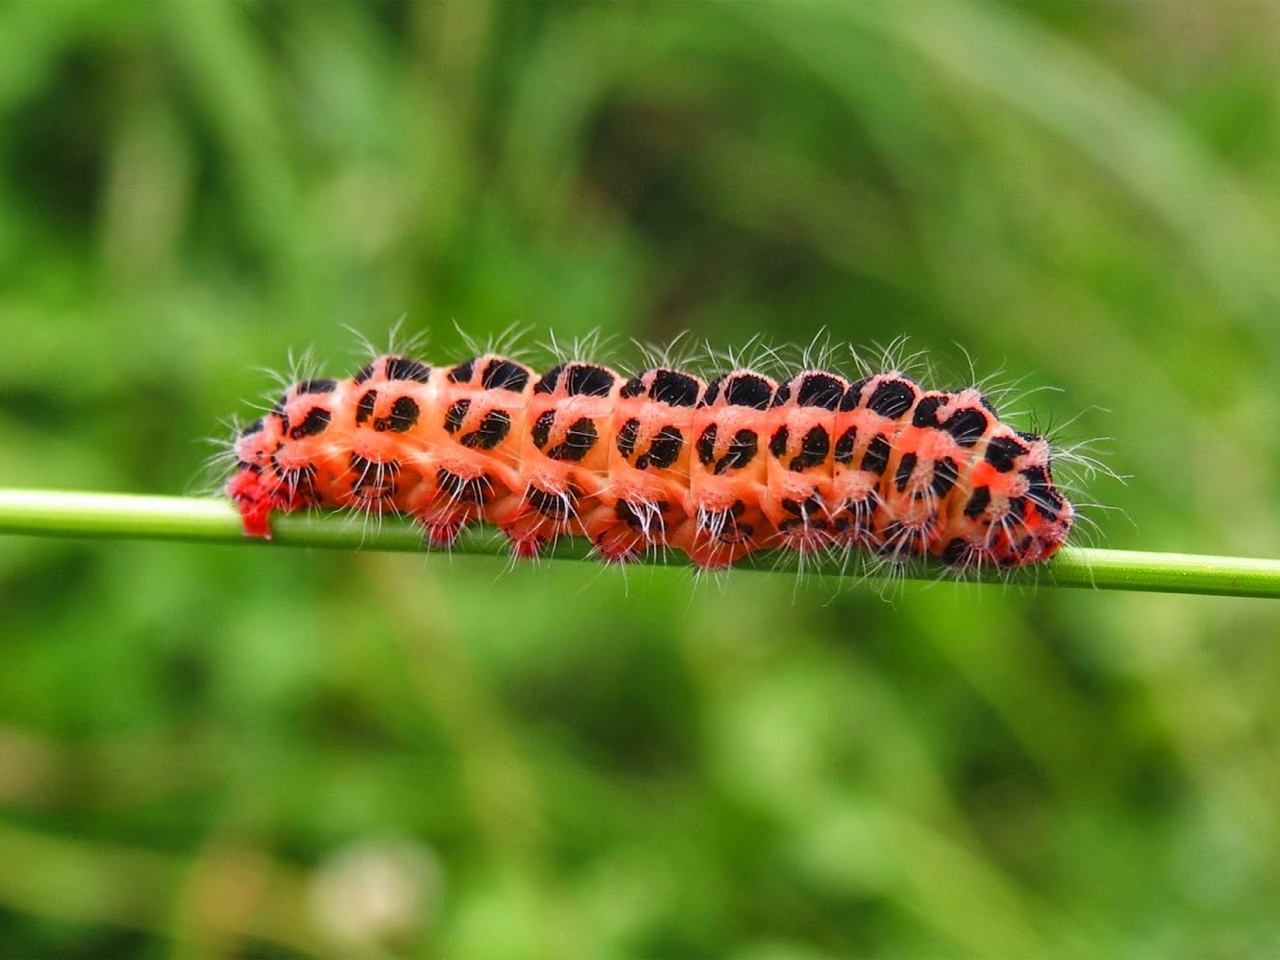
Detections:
0,489,1275,598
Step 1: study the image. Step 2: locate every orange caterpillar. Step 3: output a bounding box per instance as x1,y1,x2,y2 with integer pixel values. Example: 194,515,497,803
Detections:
226,349,1074,570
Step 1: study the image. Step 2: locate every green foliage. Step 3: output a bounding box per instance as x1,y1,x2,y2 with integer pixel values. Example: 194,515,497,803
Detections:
1,1,1279,956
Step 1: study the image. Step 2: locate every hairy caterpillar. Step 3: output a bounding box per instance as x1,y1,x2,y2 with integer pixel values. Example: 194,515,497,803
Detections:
223,341,1075,571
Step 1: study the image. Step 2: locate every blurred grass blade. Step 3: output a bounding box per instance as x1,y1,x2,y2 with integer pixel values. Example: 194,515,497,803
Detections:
0,489,1277,599
752,0,1280,328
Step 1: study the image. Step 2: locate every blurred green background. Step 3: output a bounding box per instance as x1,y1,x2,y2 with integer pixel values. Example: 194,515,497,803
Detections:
2,0,1280,956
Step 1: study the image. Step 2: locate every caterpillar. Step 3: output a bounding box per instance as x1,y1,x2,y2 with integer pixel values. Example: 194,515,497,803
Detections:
224,342,1075,571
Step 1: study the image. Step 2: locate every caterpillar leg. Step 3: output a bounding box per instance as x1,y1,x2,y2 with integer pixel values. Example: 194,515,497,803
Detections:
587,497,674,563
226,467,278,538
486,483,584,559
689,501,773,570
226,465,319,539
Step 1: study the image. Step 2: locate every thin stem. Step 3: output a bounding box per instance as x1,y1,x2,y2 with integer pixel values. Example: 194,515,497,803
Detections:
0,489,1274,598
